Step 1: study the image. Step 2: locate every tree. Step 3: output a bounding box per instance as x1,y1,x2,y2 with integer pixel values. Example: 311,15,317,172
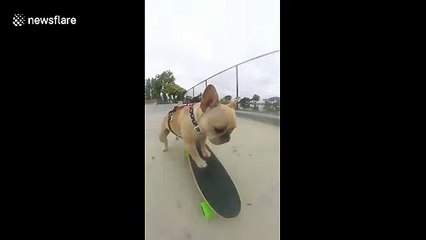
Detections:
177,88,187,101
163,82,186,102
251,94,260,102
148,70,175,100
193,93,202,102
239,97,251,108
270,97,280,113
145,70,187,103
151,77,163,99
162,92,168,102
220,95,232,104
145,78,152,99
185,95,193,103
157,70,176,100
264,96,280,113
158,70,175,85
251,94,260,110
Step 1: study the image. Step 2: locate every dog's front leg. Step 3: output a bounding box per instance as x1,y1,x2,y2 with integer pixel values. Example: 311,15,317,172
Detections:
199,139,211,158
185,142,207,168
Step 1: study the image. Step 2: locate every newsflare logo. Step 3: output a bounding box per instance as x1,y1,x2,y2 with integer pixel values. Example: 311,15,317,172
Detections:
12,13,77,27
12,14,25,26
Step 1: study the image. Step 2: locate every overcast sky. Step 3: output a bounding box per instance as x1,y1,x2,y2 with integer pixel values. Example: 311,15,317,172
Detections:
145,0,280,98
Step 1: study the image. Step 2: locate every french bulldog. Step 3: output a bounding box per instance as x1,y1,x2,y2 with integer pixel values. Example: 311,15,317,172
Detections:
159,85,237,168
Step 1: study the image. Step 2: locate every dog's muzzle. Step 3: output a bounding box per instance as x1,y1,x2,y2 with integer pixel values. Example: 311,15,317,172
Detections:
209,134,230,145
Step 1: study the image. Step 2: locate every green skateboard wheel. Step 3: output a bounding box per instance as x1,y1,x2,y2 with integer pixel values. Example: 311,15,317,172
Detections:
200,201,215,219
183,149,189,160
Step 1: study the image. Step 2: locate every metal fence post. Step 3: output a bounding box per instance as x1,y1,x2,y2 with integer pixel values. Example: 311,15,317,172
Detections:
235,65,239,110
184,50,279,111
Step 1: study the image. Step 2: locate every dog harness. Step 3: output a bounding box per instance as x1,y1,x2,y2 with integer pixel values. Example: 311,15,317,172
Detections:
167,102,202,138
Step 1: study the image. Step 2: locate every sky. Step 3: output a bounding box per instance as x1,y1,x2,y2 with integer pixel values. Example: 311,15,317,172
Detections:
145,0,280,99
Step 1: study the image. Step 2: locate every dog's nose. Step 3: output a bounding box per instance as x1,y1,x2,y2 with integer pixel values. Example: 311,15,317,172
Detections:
221,135,230,142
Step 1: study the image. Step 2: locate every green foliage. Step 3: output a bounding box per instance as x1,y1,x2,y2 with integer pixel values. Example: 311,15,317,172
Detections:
264,96,280,113
238,94,280,114
144,70,186,102
239,97,251,108
151,77,163,99
220,95,232,104
145,78,152,99
251,94,260,102
250,94,261,109
164,82,186,102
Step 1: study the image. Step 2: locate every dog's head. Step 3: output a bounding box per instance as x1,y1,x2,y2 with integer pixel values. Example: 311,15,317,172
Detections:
198,85,237,145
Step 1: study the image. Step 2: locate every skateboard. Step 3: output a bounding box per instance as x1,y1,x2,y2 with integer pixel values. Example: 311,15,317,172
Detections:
184,142,241,219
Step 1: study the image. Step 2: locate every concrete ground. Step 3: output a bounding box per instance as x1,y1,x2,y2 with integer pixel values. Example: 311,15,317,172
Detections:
145,103,280,240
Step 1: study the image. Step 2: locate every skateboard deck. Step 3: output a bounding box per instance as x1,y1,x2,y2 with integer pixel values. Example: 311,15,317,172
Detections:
186,142,241,218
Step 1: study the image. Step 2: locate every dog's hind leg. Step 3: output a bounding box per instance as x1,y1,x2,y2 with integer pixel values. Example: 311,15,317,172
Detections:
159,129,170,152
159,118,170,152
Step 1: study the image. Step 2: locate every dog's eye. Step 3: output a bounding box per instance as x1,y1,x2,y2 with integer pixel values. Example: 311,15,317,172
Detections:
214,127,225,133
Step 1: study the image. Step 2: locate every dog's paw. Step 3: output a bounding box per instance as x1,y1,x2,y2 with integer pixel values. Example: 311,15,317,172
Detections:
196,160,208,168
201,148,211,158
162,148,168,152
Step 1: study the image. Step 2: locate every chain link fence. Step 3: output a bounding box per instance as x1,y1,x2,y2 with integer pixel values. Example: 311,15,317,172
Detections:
184,50,280,114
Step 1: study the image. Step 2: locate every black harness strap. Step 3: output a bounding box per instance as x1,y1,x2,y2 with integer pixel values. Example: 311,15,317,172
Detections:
189,103,201,133
167,102,202,138
167,105,184,138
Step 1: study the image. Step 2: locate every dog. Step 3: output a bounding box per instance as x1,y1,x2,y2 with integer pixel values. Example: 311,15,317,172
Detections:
159,84,237,168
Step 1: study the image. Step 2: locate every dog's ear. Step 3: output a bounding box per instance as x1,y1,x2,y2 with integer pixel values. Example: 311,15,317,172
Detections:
200,85,219,112
227,99,237,110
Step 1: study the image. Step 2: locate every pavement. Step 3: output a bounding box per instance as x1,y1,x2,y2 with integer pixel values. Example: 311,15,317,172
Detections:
145,103,280,240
